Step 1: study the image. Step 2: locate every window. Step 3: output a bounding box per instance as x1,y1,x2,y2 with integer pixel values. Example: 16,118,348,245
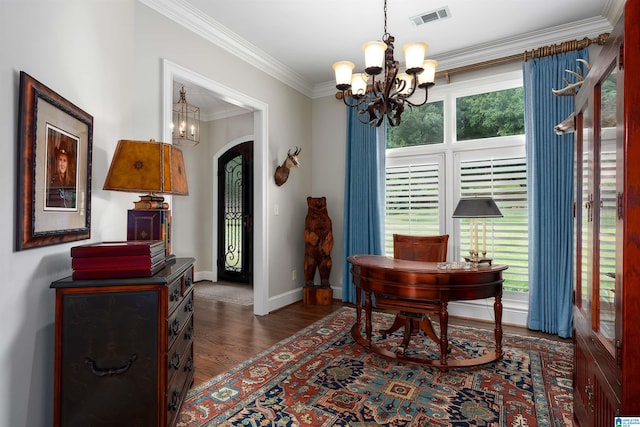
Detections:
456,87,525,141
457,154,528,292
385,71,529,293
385,155,444,254
386,101,444,148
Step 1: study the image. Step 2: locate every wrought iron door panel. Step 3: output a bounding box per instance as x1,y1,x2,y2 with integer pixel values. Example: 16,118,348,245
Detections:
218,142,253,282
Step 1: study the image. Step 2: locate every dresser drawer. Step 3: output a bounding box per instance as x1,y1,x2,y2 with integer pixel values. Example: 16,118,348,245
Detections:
183,267,193,294
166,343,194,427
167,314,193,386
167,288,194,347
167,276,182,314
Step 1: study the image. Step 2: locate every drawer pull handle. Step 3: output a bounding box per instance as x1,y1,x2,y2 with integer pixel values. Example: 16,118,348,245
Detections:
169,352,181,369
84,354,137,377
185,326,193,340
170,318,181,336
170,288,180,302
185,356,194,372
185,276,192,288
185,298,194,313
168,390,181,411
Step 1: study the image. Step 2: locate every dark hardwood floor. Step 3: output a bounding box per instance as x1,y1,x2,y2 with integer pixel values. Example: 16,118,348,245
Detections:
192,296,570,387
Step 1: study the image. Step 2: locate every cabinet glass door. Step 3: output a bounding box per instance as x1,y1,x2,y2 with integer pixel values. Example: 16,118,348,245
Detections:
580,103,593,315
597,65,618,345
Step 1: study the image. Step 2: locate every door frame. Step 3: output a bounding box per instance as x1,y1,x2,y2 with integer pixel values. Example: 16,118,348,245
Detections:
162,59,270,316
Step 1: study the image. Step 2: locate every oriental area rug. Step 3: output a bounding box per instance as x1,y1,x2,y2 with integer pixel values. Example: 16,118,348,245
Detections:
177,307,573,427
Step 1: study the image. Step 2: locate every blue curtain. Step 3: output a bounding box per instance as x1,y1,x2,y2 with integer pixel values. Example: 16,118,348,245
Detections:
342,107,385,304
524,48,589,338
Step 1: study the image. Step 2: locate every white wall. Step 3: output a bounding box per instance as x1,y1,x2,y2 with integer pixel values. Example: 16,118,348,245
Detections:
310,95,347,295
0,0,314,425
0,1,137,426
130,3,313,303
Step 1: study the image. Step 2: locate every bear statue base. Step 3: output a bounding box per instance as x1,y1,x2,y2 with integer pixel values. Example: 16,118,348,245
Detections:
303,286,333,306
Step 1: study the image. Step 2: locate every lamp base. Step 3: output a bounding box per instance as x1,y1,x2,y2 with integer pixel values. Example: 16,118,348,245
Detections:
463,255,493,266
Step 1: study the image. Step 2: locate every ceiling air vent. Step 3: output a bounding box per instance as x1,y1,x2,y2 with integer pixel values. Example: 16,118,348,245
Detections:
410,6,451,26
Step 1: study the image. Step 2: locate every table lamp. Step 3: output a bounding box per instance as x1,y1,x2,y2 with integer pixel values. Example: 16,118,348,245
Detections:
452,197,502,266
103,139,189,256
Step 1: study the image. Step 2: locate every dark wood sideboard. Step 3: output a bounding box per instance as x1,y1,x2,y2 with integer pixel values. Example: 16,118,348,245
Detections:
50,257,195,427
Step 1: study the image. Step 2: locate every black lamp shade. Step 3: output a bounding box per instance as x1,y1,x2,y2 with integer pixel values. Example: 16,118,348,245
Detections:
452,197,503,218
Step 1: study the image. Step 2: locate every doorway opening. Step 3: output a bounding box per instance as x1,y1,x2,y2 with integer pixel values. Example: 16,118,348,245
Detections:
217,141,253,284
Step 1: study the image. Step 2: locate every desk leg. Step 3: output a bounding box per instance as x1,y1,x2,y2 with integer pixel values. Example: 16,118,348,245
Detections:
365,291,372,346
354,286,362,326
438,302,449,366
494,294,503,355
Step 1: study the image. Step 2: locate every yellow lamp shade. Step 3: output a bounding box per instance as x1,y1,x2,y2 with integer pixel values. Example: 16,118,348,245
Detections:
103,139,189,196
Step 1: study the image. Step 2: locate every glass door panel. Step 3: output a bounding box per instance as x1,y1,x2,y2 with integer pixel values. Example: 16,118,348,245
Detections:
581,103,593,315
598,66,617,344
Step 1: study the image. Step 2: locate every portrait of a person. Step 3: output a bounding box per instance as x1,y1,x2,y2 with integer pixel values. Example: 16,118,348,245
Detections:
46,127,78,209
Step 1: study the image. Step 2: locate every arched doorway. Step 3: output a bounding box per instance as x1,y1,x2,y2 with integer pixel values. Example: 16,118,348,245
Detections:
217,141,253,283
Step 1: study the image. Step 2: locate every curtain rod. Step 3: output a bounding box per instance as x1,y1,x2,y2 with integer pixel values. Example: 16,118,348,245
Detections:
436,33,609,83
336,33,610,98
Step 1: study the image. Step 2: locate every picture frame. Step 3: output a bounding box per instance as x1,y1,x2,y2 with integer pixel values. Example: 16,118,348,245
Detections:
17,71,93,250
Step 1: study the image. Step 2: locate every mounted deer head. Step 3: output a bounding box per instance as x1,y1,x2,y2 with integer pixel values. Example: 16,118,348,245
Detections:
554,112,575,135
274,147,301,186
552,58,591,96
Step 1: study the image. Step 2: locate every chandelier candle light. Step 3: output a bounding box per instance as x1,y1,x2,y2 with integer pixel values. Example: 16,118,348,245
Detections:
333,0,437,127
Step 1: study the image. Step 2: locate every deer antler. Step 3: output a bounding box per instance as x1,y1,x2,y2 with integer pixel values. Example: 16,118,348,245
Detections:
552,59,591,96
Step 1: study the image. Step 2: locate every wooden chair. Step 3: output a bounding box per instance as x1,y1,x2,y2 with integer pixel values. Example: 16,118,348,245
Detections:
380,234,449,353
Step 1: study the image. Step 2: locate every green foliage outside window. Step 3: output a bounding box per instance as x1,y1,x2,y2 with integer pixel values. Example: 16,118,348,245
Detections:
386,101,444,148
456,87,525,141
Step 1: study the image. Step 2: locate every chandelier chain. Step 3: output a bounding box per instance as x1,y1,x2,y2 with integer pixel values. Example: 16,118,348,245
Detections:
383,0,388,35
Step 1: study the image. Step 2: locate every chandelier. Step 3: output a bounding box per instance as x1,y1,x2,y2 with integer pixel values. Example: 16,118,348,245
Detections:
172,85,200,146
333,0,437,127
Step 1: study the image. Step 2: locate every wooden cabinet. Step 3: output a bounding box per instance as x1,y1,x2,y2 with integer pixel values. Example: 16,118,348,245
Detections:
573,1,640,425
51,257,195,427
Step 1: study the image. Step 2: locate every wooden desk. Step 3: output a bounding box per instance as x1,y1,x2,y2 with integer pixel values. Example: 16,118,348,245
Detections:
347,254,507,367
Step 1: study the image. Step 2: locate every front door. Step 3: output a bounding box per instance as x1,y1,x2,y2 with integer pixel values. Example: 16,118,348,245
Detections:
217,141,253,283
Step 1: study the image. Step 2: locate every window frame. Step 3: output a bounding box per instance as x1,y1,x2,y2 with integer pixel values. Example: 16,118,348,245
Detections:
385,69,529,323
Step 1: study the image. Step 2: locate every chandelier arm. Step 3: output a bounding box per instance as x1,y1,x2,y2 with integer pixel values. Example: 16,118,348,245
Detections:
341,93,368,108
403,86,430,108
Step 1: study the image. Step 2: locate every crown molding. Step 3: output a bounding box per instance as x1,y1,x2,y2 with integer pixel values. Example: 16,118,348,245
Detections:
140,0,614,101
139,0,313,98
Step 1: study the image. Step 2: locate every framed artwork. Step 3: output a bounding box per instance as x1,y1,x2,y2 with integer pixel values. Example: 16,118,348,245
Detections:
17,71,93,250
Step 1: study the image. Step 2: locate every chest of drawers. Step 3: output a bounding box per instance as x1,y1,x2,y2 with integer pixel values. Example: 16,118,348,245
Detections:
50,257,195,427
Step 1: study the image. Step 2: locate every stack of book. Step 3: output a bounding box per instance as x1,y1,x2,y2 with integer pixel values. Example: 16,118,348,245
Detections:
133,194,169,210
71,240,166,280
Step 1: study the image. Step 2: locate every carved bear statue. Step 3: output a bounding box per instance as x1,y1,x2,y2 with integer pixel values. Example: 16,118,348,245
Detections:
303,197,333,288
